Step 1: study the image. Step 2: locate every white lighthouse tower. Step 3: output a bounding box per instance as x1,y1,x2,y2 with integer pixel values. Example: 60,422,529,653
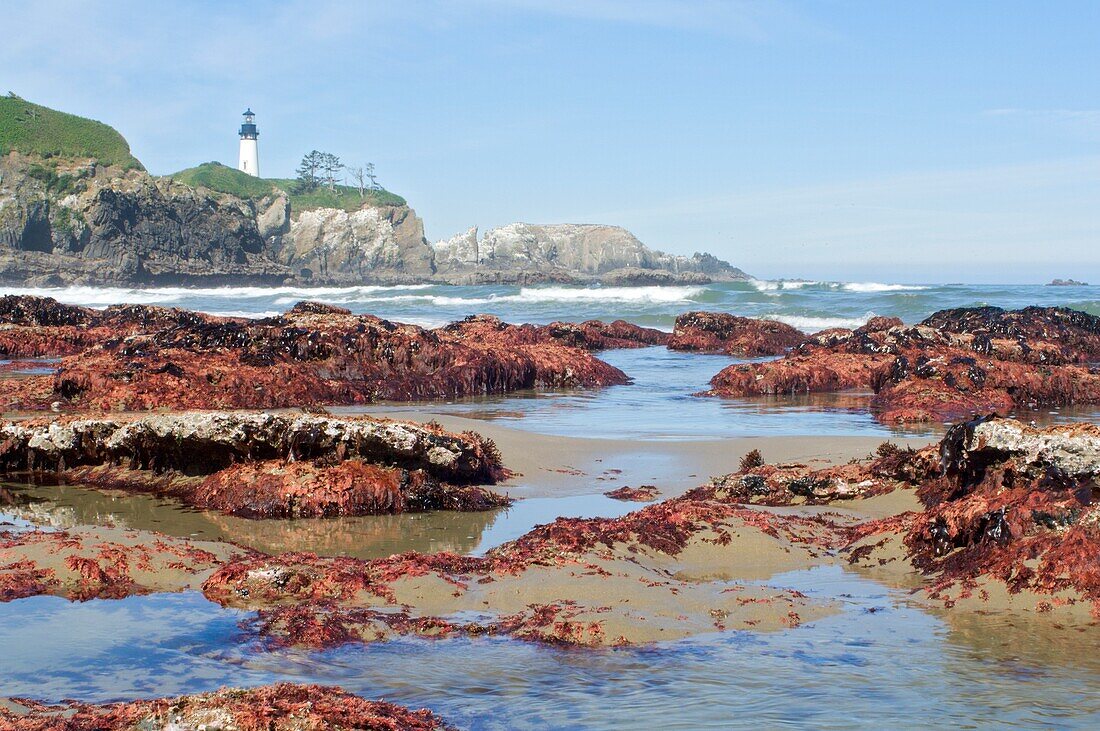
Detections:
238,109,259,177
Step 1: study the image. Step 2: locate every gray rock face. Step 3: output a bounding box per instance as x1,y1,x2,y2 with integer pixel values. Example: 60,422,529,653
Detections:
281,205,434,282
962,417,1100,478
433,223,749,284
1,155,288,285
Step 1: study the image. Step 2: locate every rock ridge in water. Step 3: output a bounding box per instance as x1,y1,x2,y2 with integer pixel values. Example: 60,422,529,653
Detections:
706,306,1100,423
668,311,806,355
0,683,453,730
0,296,632,411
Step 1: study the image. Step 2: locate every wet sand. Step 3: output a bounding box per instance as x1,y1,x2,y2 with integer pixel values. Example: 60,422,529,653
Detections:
352,411,917,499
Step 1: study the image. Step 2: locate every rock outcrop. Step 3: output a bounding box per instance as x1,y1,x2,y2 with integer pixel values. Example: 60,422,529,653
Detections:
0,296,631,412
0,684,452,730
849,417,1100,616
0,154,290,285
706,307,1100,423
276,204,435,282
0,412,508,518
668,311,806,356
433,223,750,284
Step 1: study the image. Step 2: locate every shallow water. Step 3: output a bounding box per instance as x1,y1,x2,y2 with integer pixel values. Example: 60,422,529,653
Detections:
1,568,1097,729
355,346,1100,441
0,485,635,559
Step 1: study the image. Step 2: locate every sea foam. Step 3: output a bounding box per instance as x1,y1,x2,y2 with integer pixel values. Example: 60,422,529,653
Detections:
765,312,877,332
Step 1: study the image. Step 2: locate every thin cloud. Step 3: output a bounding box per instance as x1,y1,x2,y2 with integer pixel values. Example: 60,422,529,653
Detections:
476,0,802,38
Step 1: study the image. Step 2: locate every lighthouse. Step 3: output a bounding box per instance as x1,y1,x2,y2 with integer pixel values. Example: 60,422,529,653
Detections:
238,109,259,177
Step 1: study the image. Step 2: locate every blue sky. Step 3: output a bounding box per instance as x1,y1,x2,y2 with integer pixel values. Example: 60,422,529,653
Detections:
3,0,1098,283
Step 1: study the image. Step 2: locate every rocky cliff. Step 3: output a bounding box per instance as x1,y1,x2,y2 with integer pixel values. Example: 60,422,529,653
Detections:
433,223,749,284
0,154,434,286
0,99,750,286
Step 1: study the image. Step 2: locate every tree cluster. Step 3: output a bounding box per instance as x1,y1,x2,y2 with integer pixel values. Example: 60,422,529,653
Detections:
295,150,342,193
296,151,384,198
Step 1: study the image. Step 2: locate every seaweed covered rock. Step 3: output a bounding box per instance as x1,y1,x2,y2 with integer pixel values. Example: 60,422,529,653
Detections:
0,295,228,358
851,417,1100,615
0,412,508,518
604,485,661,501
706,306,1100,423
202,489,843,648
440,314,667,351
668,311,805,356
703,442,939,506
0,683,452,730
0,526,242,602
0,297,631,411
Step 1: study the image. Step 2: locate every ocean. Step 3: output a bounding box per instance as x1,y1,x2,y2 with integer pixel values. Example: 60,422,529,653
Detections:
5,280,1099,331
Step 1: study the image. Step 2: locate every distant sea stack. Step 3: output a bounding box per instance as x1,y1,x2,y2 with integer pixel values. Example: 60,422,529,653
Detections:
433,223,748,285
1047,278,1089,287
0,95,749,286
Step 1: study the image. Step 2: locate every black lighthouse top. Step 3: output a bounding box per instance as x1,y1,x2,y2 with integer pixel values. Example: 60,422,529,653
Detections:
239,109,258,139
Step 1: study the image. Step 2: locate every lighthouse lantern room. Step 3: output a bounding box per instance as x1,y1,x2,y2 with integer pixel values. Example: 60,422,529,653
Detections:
238,109,259,177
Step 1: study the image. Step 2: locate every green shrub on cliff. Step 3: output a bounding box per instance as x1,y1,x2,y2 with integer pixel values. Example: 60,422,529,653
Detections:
271,177,406,211
168,161,405,211
0,94,143,169
170,161,279,198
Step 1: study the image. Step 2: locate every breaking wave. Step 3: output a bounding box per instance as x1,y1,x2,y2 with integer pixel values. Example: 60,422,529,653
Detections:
765,312,877,332
751,280,928,294
509,286,706,304
2,284,436,309
840,282,929,293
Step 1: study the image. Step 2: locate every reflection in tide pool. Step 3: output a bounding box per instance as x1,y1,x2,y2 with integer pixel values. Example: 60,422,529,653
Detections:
0,486,635,560
1,568,1098,729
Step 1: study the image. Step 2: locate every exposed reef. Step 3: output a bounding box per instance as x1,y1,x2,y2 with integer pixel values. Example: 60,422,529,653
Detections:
0,412,507,518
0,296,631,411
849,416,1100,616
200,489,843,648
0,525,242,601
3,416,1096,648
0,683,452,731
706,307,1100,423
668,311,806,356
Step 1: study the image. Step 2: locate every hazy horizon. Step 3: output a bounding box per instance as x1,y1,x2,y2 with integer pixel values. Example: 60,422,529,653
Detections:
3,0,1097,284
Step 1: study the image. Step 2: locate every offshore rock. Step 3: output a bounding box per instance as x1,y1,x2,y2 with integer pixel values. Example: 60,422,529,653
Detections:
668,311,805,356
433,223,750,284
706,306,1100,423
0,412,508,518
441,314,668,351
0,297,630,411
0,683,452,730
